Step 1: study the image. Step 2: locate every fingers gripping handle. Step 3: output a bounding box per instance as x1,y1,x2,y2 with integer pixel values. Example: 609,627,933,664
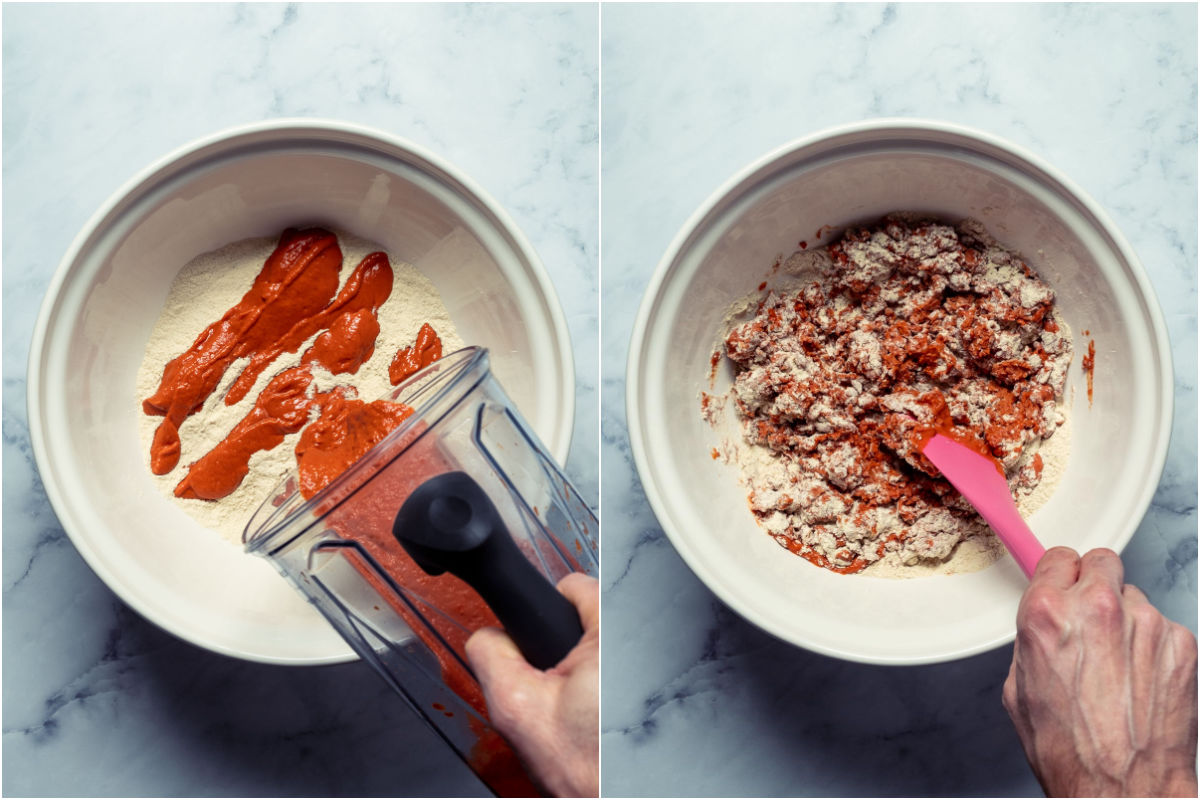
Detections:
392,471,584,670
460,540,584,671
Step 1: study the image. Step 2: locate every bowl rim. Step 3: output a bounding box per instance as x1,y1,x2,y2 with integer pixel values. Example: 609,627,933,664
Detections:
625,116,1175,666
27,117,576,665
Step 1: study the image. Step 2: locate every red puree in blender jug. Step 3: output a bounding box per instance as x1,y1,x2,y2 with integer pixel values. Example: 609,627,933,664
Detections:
304,417,541,797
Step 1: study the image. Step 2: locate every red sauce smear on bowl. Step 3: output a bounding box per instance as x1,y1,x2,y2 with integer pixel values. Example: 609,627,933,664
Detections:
1082,336,1096,406
708,350,721,386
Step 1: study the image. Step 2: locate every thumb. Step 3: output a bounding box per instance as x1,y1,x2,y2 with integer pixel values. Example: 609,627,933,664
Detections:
465,626,531,690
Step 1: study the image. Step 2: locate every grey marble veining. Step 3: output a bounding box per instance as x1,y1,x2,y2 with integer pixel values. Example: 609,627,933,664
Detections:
3,3,597,796
601,3,1197,797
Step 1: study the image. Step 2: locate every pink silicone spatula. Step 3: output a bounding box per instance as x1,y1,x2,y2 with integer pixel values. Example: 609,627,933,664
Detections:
920,433,1045,579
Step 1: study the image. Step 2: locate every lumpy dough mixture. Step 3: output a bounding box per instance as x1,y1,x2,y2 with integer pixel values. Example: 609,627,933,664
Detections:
710,214,1072,576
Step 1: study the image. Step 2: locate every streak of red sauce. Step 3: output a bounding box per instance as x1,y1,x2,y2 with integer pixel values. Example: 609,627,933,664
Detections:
302,308,381,375
757,281,767,291
174,366,314,500
1082,338,1096,406
390,322,444,385
799,240,807,250
225,249,394,405
144,228,343,474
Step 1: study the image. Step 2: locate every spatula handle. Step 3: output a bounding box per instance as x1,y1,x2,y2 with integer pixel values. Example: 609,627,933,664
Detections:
921,434,1047,580
976,501,1045,579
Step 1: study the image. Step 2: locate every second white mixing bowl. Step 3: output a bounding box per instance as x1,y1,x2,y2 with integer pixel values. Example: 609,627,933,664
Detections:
628,119,1172,665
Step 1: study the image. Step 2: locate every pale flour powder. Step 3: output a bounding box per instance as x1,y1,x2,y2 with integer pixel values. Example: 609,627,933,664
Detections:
136,229,464,546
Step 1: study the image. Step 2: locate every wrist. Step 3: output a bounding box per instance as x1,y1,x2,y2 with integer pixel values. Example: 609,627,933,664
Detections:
1160,768,1198,798
1043,760,1197,798
1100,764,1197,798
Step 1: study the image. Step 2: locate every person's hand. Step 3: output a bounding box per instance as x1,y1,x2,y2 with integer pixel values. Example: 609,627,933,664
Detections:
466,572,599,798
1003,547,1197,797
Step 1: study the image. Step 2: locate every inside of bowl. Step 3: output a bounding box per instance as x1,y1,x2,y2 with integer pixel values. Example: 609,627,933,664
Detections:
634,139,1170,663
35,131,572,663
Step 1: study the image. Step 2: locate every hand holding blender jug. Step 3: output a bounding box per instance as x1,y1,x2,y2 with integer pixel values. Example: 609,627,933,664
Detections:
245,347,598,796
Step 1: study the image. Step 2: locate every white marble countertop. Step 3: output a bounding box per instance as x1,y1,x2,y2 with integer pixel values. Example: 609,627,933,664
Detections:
3,3,596,796
601,3,1196,797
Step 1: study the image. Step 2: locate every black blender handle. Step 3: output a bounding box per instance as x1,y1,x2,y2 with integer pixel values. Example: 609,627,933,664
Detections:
392,471,584,671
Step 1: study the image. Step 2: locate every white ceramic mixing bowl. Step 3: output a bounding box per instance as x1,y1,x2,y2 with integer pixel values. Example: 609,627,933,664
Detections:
29,119,575,665
627,119,1172,665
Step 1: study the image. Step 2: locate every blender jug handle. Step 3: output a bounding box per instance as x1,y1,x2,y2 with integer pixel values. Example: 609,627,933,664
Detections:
392,471,584,671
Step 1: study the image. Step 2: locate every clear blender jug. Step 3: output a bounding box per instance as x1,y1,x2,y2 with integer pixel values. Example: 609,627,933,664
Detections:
244,347,598,796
